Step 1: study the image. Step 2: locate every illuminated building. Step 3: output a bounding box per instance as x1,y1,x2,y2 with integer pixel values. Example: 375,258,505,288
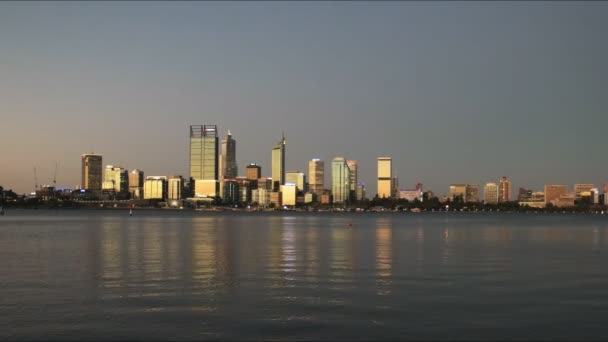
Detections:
271,133,286,191
544,185,569,205
331,157,351,203
144,176,167,200
574,184,595,200
246,164,261,180
281,183,297,206
81,154,102,192
129,169,144,199
190,125,219,197
484,182,499,204
377,157,392,199
102,165,128,197
449,184,467,202
286,171,306,192
168,176,184,200
499,176,511,202
308,159,324,196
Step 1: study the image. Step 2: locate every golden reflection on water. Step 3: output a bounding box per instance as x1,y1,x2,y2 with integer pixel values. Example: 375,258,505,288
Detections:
375,219,392,295
304,224,320,278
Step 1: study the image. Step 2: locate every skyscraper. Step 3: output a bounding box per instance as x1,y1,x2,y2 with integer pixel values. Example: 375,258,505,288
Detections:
308,158,324,196
81,154,102,192
347,160,357,201
544,184,569,205
286,171,306,192
377,157,392,199
484,182,499,204
221,130,238,179
129,169,144,199
168,176,184,200
331,157,351,203
189,125,219,197
102,165,128,197
499,177,511,202
271,133,286,191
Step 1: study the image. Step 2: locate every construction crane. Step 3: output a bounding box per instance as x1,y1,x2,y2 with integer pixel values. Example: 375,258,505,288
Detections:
53,162,58,199
33,166,38,193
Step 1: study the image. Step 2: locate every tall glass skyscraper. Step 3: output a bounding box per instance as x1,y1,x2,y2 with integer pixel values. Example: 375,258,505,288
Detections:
271,133,286,191
377,157,392,199
221,130,238,179
331,157,351,204
308,158,324,196
190,125,219,197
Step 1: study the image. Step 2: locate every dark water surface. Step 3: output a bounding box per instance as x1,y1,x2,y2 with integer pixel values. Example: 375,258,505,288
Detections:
1,210,608,340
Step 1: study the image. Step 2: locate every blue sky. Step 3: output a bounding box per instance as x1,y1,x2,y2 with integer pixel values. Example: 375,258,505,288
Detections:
1,2,607,195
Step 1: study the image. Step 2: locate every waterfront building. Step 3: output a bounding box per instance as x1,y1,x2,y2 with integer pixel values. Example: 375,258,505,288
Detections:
246,164,261,180
308,159,325,196
252,188,270,207
544,185,569,205
518,187,533,202
466,184,480,203
81,154,103,192
286,171,306,192
331,157,351,204
168,176,184,200
102,165,128,197
391,177,399,199
281,184,297,206
271,133,286,191
356,183,366,201
399,189,422,202
377,157,392,199
144,176,167,200
449,184,467,202
347,160,358,199
554,193,576,207
574,184,595,200
223,179,241,205
129,169,144,199
221,130,238,179
236,177,251,203
270,191,282,207
190,125,219,198
258,178,273,191
499,177,511,202
519,191,546,208
484,183,499,204
591,188,600,204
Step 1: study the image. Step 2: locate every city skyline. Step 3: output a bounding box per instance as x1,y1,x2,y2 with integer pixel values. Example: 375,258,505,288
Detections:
2,2,608,194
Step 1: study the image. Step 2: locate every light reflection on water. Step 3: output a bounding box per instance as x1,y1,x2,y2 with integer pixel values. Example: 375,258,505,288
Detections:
2,211,608,340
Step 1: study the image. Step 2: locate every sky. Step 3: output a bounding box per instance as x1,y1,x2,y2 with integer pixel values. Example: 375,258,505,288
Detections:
1,1,607,196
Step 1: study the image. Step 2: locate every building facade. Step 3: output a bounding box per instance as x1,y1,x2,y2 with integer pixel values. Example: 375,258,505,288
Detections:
377,157,392,199
544,185,569,205
498,176,511,202
286,171,306,192
308,159,324,196
221,130,238,179
144,176,168,200
331,157,351,204
271,133,286,191
168,176,184,200
81,154,103,191
129,169,144,199
190,125,219,197
484,182,499,204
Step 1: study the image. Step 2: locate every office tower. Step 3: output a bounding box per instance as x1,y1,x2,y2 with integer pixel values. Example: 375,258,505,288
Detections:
236,177,251,203
465,184,480,203
286,171,306,192
574,184,595,200
346,160,358,191
258,177,273,191
498,177,511,202
377,157,392,199
252,188,270,207
518,187,533,202
129,169,144,199
246,164,261,180
356,183,366,201
544,185,569,205
271,133,286,191
308,159,324,196
281,184,297,206
223,179,241,205
144,176,168,200
81,154,102,191
484,183,499,204
102,165,128,192
449,184,467,202
168,176,184,200
190,125,219,197
221,130,238,179
331,157,351,204
391,177,399,198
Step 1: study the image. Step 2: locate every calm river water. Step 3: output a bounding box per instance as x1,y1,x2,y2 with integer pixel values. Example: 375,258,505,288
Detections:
1,210,608,340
